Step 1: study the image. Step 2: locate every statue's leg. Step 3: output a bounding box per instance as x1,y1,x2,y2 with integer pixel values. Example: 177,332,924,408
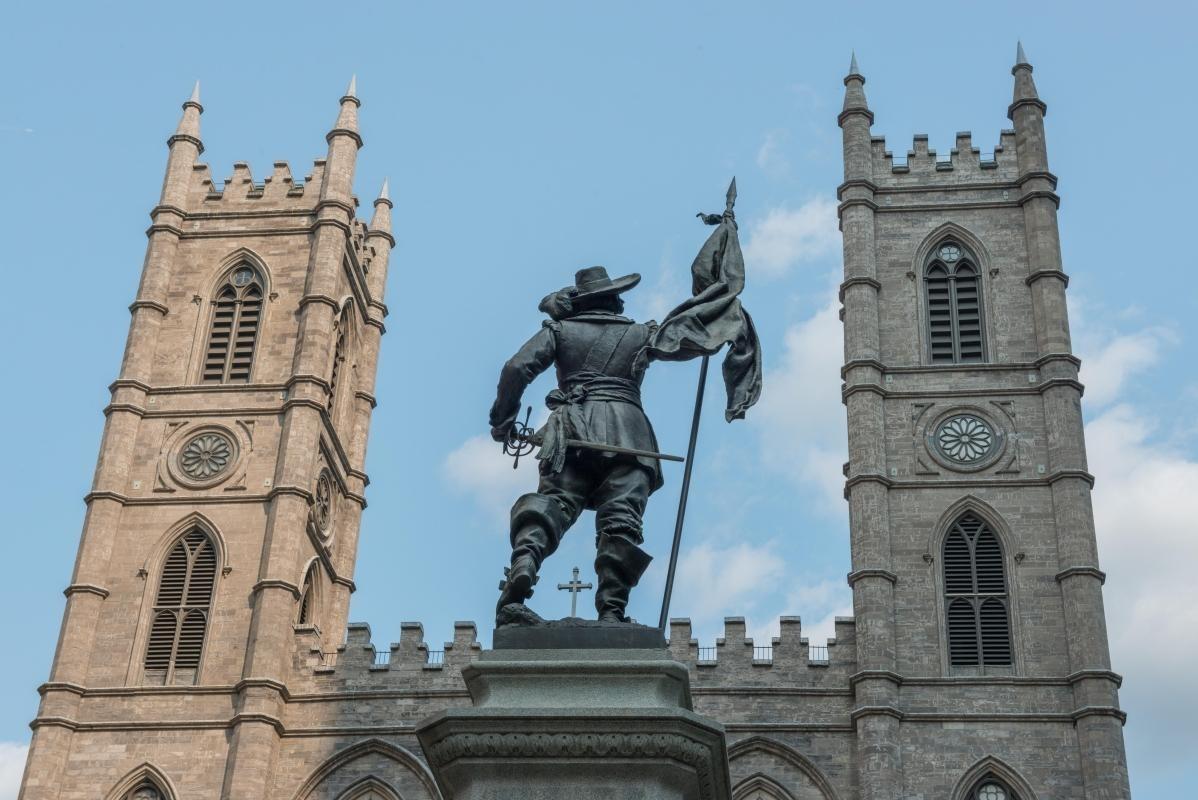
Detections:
495,466,585,619
591,462,655,623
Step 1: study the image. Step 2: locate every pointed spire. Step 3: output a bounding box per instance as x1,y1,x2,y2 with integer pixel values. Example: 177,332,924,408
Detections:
328,74,362,146
840,51,872,126
370,178,393,239
1009,41,1046,120
170,81,203,152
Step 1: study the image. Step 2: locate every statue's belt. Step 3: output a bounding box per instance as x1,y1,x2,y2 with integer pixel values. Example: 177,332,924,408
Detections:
539,375,644,473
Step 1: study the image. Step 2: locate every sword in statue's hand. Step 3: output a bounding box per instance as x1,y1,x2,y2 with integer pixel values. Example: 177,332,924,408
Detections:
501,406,684,470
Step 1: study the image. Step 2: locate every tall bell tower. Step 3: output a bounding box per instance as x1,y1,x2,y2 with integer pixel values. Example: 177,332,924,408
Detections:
20,80,394,798
837,47,1131,799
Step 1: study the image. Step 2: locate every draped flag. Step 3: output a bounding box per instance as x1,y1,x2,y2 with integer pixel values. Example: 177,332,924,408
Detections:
635,179,762,421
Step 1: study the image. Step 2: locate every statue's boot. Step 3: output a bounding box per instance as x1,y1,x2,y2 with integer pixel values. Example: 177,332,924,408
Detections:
496,493,571,620
594,532,653,623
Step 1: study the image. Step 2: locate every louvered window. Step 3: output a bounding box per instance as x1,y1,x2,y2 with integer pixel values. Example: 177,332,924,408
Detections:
328,327,346,413
202,265,263,383
297,564,317,625
943,512,1012,668
144,529,217,685
925,242,985,364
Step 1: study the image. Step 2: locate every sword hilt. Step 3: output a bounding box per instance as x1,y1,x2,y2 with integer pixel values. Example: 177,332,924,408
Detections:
502,406,536,469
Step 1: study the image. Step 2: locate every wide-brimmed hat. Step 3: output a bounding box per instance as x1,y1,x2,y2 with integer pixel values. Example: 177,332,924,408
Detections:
563,266,641,301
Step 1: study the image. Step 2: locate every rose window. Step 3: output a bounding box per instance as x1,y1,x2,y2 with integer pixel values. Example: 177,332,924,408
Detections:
935,415,995,464
315,470,334,533
179,433,233,480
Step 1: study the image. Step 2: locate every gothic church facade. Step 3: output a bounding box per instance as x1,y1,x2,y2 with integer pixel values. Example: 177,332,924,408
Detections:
19,50,1131,800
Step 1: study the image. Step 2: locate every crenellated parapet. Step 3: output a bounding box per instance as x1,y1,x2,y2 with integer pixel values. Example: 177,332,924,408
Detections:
185,159,331,209
300,614,859,693
868,130,1020,187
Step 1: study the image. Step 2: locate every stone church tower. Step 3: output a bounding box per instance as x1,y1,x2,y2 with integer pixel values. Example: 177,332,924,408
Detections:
20,80,396,798
837,45,1131,798
20,48,1131,800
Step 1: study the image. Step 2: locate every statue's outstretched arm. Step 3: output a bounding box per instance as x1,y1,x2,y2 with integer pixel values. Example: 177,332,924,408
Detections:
488,324,557,441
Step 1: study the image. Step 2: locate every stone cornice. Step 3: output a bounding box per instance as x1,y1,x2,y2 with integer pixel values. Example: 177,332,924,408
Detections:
836,178,879,199
108,377,153,394
1018,189,1061,209
841,379,1085,402
1066,669,1123,688
145,223,184,238
1008,97,1049,118
1016,170,1058,189
166,133,204,152
63,583,109,599
297,293,341,313
846,569,897,587
354,390,378,409
128,299,169,316
251,579,301,599
315,198,356,216
876,200,1022,213
848,670,903,688
326,127,363,148
312,216,353,235
1055,566,1107,584
837,107,875,126
850,705,903,722
365,229,396,247
1026,269,1070,287
102,402,145,418
838,276,881,301
1071,705,1127,725
837,197,879,216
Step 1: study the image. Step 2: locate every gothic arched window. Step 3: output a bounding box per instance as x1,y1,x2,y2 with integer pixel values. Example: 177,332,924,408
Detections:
943,512,1012,668
297,563,318,626
144,529,217,685
970,778,1018,800
126,784,164,800
328,316,348,413
202,264,263,383
925,242,985,364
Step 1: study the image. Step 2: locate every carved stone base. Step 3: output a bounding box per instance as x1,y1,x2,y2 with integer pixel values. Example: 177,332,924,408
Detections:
415,647,731,800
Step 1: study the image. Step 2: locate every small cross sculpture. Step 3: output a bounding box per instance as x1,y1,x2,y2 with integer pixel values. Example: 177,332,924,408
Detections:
557,566,593,618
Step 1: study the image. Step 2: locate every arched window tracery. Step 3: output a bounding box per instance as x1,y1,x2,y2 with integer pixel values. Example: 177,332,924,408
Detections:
202,264,263,383
943,512,1012,668
297,563,319,626
144,528,217,685
925,241,985,364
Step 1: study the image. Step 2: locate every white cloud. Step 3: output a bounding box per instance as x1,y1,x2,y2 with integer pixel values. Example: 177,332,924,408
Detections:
746,578,853,647
743,197,839,279
443,433,540,523
1086,404,1198,764
0,742,27,800
756,130,791,179
1078,328,1172,407
752,289,847,511
672,541,786,623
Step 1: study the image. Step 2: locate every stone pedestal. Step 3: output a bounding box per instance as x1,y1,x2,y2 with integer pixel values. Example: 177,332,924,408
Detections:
416,646,731,800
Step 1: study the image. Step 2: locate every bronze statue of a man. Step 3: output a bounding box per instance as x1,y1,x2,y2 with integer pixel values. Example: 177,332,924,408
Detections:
489,266,662,624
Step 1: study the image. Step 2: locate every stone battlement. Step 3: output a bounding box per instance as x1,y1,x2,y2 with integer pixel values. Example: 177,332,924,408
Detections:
868,130,1020,187
297,615,858,692
184,159,342,210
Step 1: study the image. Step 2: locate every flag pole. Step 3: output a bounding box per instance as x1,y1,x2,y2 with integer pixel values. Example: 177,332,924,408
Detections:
658,354,710,630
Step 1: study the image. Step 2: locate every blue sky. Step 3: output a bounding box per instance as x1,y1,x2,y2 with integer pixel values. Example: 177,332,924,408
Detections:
1,1,1196,797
